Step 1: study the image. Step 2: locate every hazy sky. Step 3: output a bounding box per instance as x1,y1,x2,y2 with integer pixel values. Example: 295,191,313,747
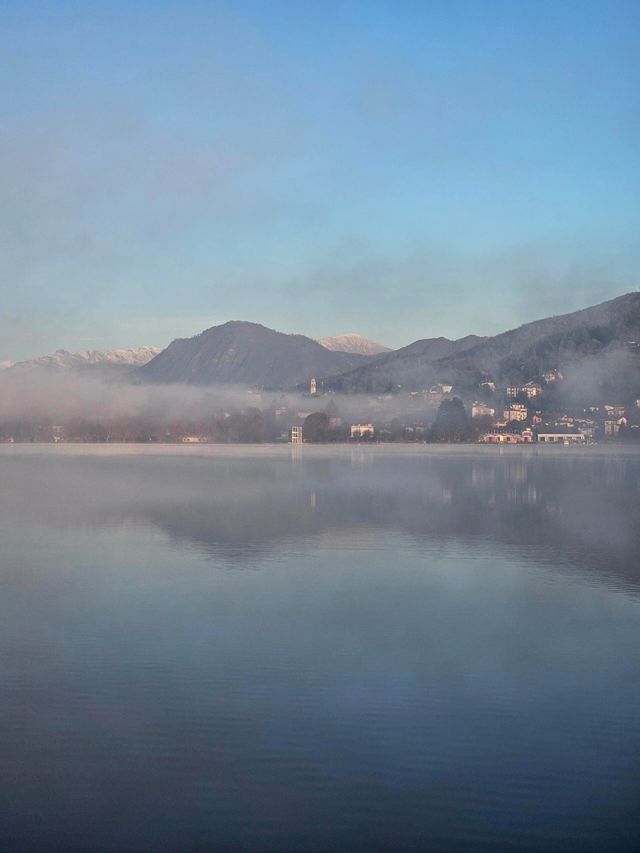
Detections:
1,0,638,360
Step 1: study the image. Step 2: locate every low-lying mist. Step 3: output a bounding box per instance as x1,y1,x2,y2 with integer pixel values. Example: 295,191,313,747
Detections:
0,370,259,423
0,370,411,441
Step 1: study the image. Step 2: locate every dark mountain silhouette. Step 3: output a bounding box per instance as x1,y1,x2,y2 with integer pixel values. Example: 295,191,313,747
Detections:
325,292,640,396
137,321,373,388
326,335,485,392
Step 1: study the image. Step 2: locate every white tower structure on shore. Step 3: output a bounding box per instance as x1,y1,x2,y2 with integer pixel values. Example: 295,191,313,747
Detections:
310,378,317,395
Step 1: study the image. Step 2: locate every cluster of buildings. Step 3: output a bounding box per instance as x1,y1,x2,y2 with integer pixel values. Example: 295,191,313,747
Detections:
472,372,638,445
290,370,640,445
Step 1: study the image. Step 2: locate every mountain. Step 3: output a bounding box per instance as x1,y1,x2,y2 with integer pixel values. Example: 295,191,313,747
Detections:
7,346,161,375
435,291,640,389
316,333,391,355
324,292,640,397
327,335,485,392
137,321,371,388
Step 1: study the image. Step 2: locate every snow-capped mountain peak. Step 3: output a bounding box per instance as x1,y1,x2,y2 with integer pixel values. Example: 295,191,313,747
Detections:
315,333,391,355
8,346,162,372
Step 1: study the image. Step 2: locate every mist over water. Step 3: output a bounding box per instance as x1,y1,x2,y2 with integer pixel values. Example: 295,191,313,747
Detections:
1,445,639,852
0,370,396,426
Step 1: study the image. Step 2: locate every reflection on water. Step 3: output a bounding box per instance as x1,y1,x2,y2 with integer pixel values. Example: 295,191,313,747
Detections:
0,445,639,852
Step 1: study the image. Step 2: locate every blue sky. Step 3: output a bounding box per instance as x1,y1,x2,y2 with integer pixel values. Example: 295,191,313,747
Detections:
1,0,638,359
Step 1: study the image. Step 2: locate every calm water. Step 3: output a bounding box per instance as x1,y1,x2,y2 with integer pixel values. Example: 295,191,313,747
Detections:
1,444,639,852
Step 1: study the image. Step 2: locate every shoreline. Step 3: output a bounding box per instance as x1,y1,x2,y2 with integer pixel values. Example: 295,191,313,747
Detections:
2,441,640,458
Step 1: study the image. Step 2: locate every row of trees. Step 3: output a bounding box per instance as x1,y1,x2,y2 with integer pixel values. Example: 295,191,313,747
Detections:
302,398,475,443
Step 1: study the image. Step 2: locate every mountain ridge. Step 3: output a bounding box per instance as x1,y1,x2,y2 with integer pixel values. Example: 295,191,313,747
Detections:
5,292,639,397
7,346,162,374
324,291,640,394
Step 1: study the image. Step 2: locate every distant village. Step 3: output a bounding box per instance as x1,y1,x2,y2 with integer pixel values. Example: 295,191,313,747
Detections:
285,370,639,446
2,367,640,446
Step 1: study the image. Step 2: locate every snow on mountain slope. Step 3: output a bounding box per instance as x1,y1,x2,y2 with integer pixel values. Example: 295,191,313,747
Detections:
8,346,161,372
315,333,391,355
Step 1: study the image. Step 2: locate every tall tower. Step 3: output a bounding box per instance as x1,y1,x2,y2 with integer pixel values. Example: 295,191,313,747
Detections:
310,377,317,395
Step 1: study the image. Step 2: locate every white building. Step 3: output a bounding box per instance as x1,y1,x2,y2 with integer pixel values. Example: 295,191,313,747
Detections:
504,403,528,422
542,369,563,383
604,418,626,436
471,402,495,418
291,425,304,444
351,423,375,438
507,382,542,399
537,432,586,444
604,404,625,417
479,430,532,444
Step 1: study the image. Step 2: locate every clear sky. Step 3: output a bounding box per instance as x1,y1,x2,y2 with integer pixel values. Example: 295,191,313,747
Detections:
1,0,638,359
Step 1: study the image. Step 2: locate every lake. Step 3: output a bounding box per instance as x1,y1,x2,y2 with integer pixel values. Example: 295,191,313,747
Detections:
1,444,639,852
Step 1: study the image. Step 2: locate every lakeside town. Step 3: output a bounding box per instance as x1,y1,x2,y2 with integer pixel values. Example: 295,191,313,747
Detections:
2,369,639,446
282,371,638,445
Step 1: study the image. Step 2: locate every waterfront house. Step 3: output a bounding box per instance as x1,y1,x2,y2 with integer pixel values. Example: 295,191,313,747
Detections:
351,423,375,438
537,432,586,444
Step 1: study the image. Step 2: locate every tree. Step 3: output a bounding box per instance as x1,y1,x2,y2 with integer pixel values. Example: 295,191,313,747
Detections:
219,408,264,442
429,397,470,442
304,411,330,442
